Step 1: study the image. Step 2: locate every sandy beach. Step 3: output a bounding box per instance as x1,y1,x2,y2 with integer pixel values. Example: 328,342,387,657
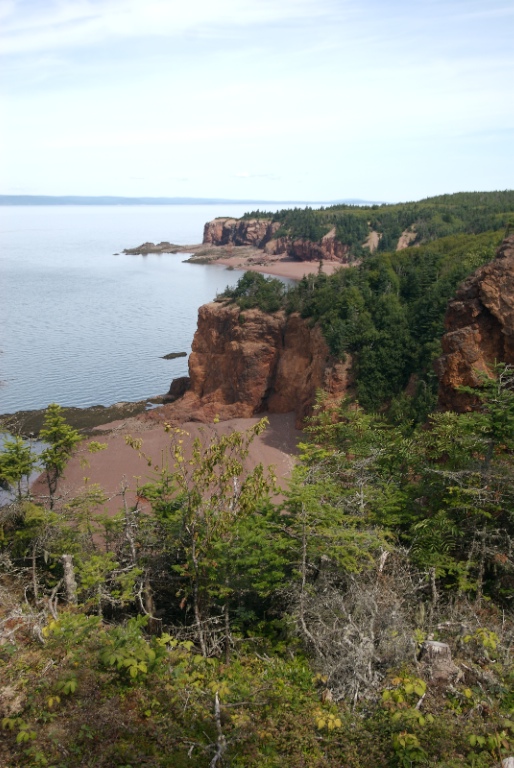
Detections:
125,242,350,281
215,254,345,280
38,412,302,517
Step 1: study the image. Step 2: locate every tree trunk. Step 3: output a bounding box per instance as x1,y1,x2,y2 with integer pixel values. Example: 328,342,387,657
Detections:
32,544,39,604
224,600,231,663
191,537,207,656
61,554,78,605
419,641,460,682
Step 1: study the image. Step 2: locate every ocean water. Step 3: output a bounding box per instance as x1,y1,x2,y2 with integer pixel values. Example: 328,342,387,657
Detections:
0,204,260,414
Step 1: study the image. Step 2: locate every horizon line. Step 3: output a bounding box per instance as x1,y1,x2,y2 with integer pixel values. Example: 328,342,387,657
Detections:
0,194,387,206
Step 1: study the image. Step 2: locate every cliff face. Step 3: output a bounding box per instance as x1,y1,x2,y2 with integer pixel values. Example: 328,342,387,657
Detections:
264,228,349,262
165,302,351,426
435,233,514,410
203,218,350,263
203,218,280,248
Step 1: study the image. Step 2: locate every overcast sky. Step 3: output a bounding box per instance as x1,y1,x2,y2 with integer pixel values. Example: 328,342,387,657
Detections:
0,0,512,202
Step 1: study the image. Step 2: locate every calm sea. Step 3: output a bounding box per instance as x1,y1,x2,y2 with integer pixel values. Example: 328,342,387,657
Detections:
0,204,263,414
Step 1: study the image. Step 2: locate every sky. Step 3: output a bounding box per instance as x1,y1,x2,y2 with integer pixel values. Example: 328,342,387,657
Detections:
0,0,513,203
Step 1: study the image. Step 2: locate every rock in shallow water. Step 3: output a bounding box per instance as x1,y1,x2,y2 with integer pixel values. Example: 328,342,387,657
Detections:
161,351,187,360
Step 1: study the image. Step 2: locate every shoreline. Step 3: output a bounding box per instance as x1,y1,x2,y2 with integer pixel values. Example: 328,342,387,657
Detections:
2,238,345,438
123,241,348,280
214,252,344,280
1,247,342,436
0,397,164,438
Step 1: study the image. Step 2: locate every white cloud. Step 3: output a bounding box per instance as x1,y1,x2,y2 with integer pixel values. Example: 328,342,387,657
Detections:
0,0,339,55
1,0,513,200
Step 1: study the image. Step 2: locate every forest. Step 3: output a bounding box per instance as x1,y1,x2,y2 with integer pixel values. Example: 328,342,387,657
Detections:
2,192,514,767
243,190,514,258
221,226,503,418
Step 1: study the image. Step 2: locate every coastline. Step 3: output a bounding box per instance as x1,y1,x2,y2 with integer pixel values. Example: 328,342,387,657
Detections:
0,398,164,438
4,233,332,493
123,241,348,280
2,244,342,437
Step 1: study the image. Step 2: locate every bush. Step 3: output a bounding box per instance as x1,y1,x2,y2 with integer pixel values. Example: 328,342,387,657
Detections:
220,271,286,313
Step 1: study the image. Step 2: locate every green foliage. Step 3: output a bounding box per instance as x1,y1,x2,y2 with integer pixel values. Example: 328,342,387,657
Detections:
243,190,514,256
285,229,501,412
219,271,286,312
223,196,512,417
75,551,142,614
5,348,514,765
4,601,514,768
42,613,102,646
99,616,165,680
0,436,38,500
271,206,331,242
137,419,280,654
39,403,82,507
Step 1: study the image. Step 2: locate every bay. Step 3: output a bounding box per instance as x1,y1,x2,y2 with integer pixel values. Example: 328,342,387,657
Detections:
0,204,262,414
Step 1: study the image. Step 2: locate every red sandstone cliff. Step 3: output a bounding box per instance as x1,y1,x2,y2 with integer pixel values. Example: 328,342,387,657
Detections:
203,218,350,263
203,218,280,248
163,302,351,427
435,233,514,410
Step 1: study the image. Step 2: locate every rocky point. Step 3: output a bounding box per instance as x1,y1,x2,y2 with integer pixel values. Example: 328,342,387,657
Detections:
159,301,351,428
203,217,350,263
435,232,514,410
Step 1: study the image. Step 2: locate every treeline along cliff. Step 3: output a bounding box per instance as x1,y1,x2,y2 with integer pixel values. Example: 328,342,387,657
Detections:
202,189,514,262
170,191,514,425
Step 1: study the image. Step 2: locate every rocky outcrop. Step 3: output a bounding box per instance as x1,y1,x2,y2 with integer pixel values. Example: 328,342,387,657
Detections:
163,302,351,427
163,376,190,403
435,233,514,410
203,218,280,248
264,228,349,262
203,219,350,263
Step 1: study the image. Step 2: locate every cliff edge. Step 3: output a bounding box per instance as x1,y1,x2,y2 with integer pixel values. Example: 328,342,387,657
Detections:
203,217,350,263
162,302,351,427
435,233,514,410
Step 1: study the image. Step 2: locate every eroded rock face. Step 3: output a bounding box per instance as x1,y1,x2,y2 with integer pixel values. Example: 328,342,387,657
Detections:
164,302,351,427
435,234,514,410
188,303,285,417
203,218,350,263
163,376,190,403
202,218,280,248
264,229,349,262
267,313,352,420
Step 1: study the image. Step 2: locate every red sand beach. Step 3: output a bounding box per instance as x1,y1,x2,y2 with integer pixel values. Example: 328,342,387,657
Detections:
39,412,302,517
216,254,345,280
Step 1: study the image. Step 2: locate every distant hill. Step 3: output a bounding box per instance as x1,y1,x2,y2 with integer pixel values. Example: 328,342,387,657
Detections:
0,195,385,206
329,198,387,205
